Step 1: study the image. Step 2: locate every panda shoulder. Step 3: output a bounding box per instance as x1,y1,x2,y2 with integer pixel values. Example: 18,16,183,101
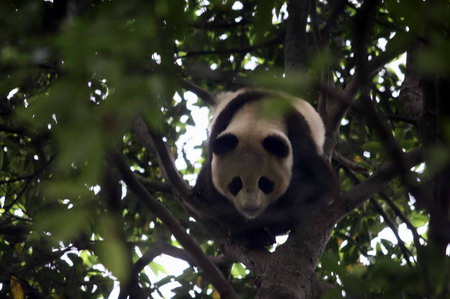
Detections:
277,92,326,154
209,88,251,129
213,88,250,111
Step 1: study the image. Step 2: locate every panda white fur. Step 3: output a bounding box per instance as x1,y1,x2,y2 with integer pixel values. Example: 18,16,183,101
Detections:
194,89,336,247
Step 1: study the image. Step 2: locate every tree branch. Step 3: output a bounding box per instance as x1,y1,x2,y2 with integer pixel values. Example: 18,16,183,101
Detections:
341,165,415,267
379,192,425,250
284,0,311,74
180,79,216,106
185,63,249,88
134,174,172,194
369,198,415,267
132,116,191,199
132,117,157,156
113,154,238,299
333,150,369,174
219,239,270,275
180,37,282,58
358,92,427,205
120,241,166,299
191,19,248,30
327,148,424,224
133,109,225,237
147,129,192,200
321,2,411,158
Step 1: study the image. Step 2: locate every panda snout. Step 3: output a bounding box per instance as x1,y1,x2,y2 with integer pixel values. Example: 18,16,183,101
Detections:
235,191,264,218
241,205,262,218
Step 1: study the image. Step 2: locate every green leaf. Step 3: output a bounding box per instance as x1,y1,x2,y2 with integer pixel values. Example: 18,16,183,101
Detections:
361,141,383,153
35,208,91,243
149,261,168,276
322,287,344,299
231,263,247,278
409,213,429,227
321,249,343,275
96,215,131,283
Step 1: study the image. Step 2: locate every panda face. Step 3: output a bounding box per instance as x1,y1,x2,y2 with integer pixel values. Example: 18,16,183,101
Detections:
211,130,293,219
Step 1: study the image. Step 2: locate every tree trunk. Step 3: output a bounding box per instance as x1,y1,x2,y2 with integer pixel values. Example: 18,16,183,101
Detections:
220,209,336,299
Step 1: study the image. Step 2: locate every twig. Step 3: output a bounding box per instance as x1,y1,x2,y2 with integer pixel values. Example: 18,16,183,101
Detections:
369,198,415,267
113,154,238,299
333,231,370,258
378,192,425,250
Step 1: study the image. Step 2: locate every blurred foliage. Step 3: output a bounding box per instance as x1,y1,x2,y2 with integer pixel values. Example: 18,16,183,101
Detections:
0,0,449,298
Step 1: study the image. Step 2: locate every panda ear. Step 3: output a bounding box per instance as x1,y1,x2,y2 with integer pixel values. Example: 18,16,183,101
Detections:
263,135,290,158
213,133,239,155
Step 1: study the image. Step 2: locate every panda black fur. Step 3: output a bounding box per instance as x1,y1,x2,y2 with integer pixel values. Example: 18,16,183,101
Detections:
194,89,336,247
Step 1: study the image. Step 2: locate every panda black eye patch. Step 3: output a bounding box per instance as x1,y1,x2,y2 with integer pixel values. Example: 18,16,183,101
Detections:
262,135,289,158
228,177,243,196
258,176,274,194
212,133,239,155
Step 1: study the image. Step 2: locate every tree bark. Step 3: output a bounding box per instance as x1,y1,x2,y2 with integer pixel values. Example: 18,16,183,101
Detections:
254,218,334,299
284,0,311,75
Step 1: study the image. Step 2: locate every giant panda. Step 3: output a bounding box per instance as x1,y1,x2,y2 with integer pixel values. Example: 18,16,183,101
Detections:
194,89,336,247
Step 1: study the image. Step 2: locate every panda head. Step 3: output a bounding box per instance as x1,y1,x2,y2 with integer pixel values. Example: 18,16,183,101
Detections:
211,112,293,219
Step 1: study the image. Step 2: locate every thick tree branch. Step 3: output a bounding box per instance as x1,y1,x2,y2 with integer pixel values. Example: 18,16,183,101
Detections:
327,148,424,224
336,152,425,252
333,150,369,174
284,0,311,74
113,154,238,299
134,174,172,194
219,239,270,276
132,116,191,199
133,110,225,237
147,130,192,200
132,117,157,156
342,166,415,267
